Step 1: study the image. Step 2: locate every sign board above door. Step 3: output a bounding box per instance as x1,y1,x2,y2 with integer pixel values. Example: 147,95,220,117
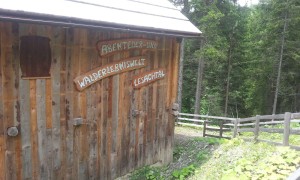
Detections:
97,39,158,57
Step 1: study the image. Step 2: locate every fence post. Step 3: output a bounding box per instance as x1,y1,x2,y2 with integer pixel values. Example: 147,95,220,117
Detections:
203,121,207,137
219,120,223,138
283,112,291,146
233,118,239,138
254,115,260,141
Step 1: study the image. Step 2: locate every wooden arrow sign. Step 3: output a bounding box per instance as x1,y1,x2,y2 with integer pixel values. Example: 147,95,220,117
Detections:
74,56,148,91
132,68,166,89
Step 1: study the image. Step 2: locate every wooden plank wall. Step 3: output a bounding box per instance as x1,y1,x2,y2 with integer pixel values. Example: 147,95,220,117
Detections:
0,22,179,180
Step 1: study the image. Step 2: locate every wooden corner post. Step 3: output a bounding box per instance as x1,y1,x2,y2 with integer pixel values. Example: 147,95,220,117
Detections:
254,115,260,141
283,112,291,146
233,118,239,138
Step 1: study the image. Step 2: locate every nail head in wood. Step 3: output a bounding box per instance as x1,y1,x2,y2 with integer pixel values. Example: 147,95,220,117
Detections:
7,126,19,137
72,118,83,126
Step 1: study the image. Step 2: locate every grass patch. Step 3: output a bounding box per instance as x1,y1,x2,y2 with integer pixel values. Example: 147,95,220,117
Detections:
129,127,300,180
237,123,300,146
130,166,165,180
191,138,300,180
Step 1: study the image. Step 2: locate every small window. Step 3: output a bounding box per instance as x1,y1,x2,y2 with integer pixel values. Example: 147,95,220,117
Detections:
20,35,51,79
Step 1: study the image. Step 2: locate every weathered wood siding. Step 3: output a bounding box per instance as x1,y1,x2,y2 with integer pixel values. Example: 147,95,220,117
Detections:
0,22,179,180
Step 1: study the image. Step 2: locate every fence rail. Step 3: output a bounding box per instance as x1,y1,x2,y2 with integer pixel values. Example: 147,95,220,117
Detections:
177,112,300,150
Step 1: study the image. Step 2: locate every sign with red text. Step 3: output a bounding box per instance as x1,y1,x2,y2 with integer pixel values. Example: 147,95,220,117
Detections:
133,68,166,89
74,56,147,91
97,39,158,57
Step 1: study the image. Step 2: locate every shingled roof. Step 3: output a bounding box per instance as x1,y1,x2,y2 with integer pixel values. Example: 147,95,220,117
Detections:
0,0,201,37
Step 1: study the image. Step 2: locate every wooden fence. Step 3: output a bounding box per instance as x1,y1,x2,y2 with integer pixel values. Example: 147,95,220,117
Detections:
177,112,300,150
177,113,236,139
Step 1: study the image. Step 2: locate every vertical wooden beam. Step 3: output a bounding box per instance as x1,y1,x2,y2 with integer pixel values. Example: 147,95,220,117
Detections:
110,31,120,180
254,115,260,141
111,66,119,179
100,31,110,180
157,36,166,164
166,38,178,164
59,27,67,180
36,79,48,180
152,36,159,163
142,87,149,165
127,33,136,173
29,80,39,180
144,35,155,166
11,22,22,180
95,31,103,179
51,26,62,180
2,22,18,180
146,49,154,166
170,39,180,162
71,28,81,180
36,24,53,180
78,28,88,180
21,24,39,180
283,112,291,146
65,27,74,180
116,36,124,176
0,22,5,180
87,29,98,180
106,75,112,179
133,33,143,168
45,78,53,180
45,79,53,130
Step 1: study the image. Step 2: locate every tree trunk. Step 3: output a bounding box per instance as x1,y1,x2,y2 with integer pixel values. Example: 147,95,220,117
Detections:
224,39,233,117
272,10,288,115
177,38,185,112
194,39,204,115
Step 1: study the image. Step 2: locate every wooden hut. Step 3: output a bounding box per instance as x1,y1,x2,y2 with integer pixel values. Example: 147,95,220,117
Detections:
0,0,201,179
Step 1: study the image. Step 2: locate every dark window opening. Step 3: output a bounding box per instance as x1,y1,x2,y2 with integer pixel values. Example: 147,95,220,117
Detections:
20,35,51,79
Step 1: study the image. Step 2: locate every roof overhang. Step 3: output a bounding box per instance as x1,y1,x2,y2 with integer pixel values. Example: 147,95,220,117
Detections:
0,0,201,37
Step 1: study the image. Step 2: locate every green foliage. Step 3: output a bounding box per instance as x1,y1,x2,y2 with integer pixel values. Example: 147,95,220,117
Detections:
131,131,300,180
172,165,195,180
129,166,164,180
191,138,300,180
173,146,184,161
173,0,300,116
242,0,300,115
222,146,300,180
178,0,251,117
193,137,226,145
236,123,300,146
196,149,210,162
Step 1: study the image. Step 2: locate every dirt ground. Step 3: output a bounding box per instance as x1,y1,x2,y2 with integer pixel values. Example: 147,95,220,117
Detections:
174,126,203,144
119,126,207,179
161,126,210,178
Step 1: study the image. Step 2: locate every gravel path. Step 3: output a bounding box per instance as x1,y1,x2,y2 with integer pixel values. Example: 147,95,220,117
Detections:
174,126,203,144
161,126,209,178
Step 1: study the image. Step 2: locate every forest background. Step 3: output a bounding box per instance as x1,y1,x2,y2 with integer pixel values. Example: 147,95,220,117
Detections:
171,0,300,117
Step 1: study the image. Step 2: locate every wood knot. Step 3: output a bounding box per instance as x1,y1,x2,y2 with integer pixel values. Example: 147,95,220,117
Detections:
7,126,19,137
